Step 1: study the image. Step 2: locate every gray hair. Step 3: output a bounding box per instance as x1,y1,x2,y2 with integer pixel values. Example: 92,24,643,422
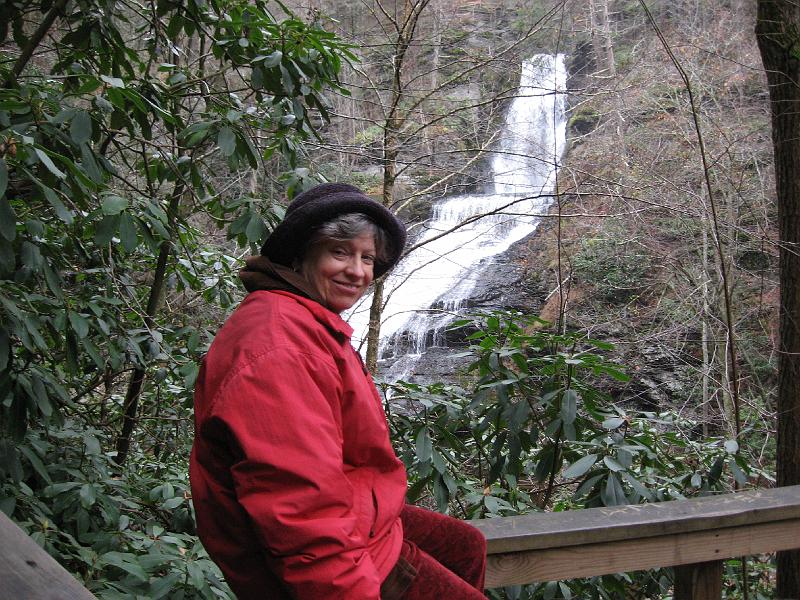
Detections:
303,213,390,265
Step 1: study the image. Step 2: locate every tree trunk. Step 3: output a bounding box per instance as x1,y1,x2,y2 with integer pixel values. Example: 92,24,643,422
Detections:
755,2,800,596
7,0,69,85
366,279,385,373
589,0,616,78
114,183,183,466
365,0,430,371
701,216,710,437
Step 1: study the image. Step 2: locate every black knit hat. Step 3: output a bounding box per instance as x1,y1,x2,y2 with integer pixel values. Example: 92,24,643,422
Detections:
260,183,407,278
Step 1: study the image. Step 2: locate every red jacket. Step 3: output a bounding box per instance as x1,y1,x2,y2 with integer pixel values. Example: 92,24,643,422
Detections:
190,290,407,599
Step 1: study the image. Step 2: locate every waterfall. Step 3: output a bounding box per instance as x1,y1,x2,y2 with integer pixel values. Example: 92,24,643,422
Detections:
347,54,567,382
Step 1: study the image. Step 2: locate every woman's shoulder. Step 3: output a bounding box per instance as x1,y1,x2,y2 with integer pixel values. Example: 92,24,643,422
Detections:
211,291,345,366
199,292,344,408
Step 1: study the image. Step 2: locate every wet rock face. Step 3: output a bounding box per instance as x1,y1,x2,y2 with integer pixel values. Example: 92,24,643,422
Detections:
464,236,546,313
376,234,547,385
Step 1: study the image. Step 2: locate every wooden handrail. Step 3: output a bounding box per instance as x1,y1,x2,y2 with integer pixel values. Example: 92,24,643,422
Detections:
0,511,97,600
470,485,800,599
3,486,800,598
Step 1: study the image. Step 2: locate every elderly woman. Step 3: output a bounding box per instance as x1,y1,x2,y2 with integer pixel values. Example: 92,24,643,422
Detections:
190,183,486,600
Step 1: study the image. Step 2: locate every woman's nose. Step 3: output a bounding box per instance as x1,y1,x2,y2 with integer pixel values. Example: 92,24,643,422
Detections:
344,256,365,278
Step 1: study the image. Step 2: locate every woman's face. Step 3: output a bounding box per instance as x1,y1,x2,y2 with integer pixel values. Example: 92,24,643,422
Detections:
300,231,376,313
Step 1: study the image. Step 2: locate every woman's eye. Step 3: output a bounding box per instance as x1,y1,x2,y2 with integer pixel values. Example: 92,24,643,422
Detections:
362,255,375,265
331,247,349,257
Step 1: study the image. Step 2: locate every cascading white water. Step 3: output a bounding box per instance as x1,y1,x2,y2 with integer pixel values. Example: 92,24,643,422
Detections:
347,54,567,382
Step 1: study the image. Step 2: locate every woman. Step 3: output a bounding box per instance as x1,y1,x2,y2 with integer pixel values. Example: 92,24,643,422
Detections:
190,183,486,599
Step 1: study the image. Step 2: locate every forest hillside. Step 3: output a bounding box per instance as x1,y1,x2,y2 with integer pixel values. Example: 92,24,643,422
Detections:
304,0,775,442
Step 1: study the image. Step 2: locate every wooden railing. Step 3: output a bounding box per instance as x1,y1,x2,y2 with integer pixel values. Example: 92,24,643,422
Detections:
0,510,97,599
3,486,799,598
470,485,800,599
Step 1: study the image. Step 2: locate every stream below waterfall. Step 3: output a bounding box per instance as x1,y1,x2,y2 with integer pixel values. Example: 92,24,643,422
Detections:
347,53,567,383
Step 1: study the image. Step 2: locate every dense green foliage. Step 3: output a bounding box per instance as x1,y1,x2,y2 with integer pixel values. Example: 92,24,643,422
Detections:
0,0,353,595
387,312,763,599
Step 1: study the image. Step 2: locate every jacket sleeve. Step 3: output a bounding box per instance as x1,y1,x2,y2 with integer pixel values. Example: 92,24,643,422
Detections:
209,348,382,600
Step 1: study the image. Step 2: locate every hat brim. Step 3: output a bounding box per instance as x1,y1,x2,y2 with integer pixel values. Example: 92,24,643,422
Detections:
261,193,406,278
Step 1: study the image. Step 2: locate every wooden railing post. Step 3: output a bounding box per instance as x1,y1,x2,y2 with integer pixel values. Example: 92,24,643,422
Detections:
674,560,723,600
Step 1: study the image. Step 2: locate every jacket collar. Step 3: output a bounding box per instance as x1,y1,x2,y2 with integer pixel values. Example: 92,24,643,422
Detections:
239,256,354,341
239,255,322,303
271,290,354,342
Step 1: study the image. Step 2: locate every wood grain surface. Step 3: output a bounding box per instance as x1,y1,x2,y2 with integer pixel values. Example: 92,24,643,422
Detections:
0,511,97,600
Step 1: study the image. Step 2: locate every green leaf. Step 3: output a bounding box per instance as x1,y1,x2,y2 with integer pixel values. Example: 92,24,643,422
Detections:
0,238,13,275
431,449,447,474
118,213,138,252
252,65,264,89
0,496,16,517
83,339,104,369
534,446,555,482
263,50,283,67
560,389,577,425
29,374,52,417
601,473,627,506
34,148,66,179
0,196,16,241
0,157,7,198
218,127,236,157
18,445,51,484
602,417,625,430
20,241,42,270
101,552,148,581
432,473,448,511
415,428,432,464
64,331,79,374
42,187,73,224
70,111,92,145
102,195,128,215
187,560,206,590
42,262,64,301
559,582,572,600
94,214,120,245
79,483,96,509
617,448,634,469
574,473,604,499
483,494,500,514
729,457,748,485
603,456,625,472
563,454,597,479
280,64,295,94
621,471,653,501
0,328,9,371
68,312,90,339
84,433,101,456
245,212,266,244
544,581,557,600
149,573,181,599
46,482,81,495
182,362,199,388
80,143,103,183
709,455,724,484
100,74,125,88
161,497,184,509
724,439,739,454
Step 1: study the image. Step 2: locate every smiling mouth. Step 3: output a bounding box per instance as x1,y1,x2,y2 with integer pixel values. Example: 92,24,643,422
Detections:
333,280,361,292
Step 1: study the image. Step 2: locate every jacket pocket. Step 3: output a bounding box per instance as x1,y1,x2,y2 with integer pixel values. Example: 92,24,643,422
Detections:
368,487,379,538
350,470,377,541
